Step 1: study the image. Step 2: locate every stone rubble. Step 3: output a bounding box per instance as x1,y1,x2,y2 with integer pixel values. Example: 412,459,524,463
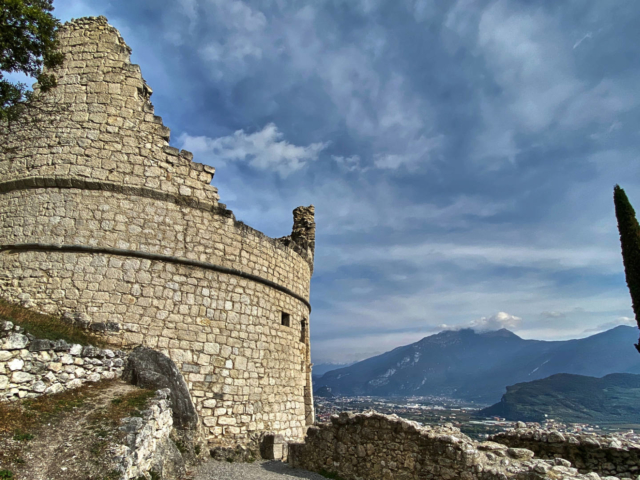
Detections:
289,411,628,480
491,424,640,479
0,320,125,401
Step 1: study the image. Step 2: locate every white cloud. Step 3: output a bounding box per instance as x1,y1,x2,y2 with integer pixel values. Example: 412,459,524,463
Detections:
179,123,329,177
541,311,566,319
573,32,592,50
470,2,638,166
332,155,363,172
442,311,523,332
325,241,620,273
166,2,440,171
477,1,579,134
374,134,444,170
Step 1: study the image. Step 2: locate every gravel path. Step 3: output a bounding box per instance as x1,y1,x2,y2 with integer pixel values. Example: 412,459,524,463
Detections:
192,460,329,480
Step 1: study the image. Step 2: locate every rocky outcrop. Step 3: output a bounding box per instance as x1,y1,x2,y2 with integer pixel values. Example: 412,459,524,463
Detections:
289,411,618,480
491,423,640,479
123,346,204,463
0,320,125,401
123,346,198,430
112,388,185,480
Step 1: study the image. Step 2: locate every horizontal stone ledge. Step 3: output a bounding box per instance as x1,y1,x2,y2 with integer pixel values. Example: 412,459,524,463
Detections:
0,243,312,312
0,175,228,217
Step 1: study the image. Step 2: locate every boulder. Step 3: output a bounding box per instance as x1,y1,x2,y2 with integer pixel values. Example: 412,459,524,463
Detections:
150,438,186,480
122,346,198,429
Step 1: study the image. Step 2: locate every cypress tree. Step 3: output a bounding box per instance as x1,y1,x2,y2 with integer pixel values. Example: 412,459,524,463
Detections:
614,185,640,353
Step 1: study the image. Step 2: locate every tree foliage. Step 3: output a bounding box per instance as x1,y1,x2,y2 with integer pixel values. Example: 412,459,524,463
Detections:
614,185,640,354
0,0,64,122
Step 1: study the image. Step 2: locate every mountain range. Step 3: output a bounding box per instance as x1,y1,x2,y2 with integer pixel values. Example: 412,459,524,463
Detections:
314,326,640,403
479,373,640,423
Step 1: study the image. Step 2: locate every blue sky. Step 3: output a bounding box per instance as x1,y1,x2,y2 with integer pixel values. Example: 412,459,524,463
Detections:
50,0,640,363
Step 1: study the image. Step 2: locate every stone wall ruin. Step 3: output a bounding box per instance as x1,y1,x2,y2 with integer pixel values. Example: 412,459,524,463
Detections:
491,425,640,479
1,319,125,400
289,412,624,480
0,16,315,446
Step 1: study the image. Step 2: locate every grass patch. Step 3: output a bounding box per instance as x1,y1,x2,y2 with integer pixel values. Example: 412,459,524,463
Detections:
12,431,34,442
103,470,121,480
0,382,114,469
0,382,155,479
0,470,13,479
89,387,155,427
85,388,154,463
0,298,105,347
0,383,98,437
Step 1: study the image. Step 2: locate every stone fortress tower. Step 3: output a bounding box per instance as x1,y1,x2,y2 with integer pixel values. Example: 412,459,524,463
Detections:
0,16,315,446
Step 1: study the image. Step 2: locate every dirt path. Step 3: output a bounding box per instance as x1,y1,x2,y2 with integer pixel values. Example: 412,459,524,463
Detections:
192,460,328,480
0,380,139,480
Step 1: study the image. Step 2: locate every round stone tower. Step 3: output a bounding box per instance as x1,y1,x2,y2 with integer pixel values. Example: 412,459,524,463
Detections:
0,17,314,445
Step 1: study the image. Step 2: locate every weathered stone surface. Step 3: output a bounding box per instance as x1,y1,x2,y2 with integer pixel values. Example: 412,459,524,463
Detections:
11,371,34,383
8,358,24,371
69,344,83,356
123,346,197,430
112,388,181,480
1,333,125,401
150,437,186,480
3,333,28,350
261,434,286,460
29,339,55,352
0,15,314,446
32,380,46,393
491,425,640,478
290,411,610,480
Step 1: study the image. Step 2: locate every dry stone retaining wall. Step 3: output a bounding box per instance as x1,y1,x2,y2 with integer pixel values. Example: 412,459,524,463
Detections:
113,388,184,480
0,319,125,400
491,426,640,479
289,411,619,480
0,16,314,445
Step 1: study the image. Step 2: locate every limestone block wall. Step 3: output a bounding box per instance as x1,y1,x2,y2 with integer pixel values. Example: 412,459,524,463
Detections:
491,426,640,479
289,412,613,480
0,16,315,446
0,319,125,401
0,17,220,210
112,388,181,480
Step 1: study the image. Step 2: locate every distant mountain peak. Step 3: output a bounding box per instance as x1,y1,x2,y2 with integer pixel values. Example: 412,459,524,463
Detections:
426,327,521,340
479,328,521,339
316,324,640,403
